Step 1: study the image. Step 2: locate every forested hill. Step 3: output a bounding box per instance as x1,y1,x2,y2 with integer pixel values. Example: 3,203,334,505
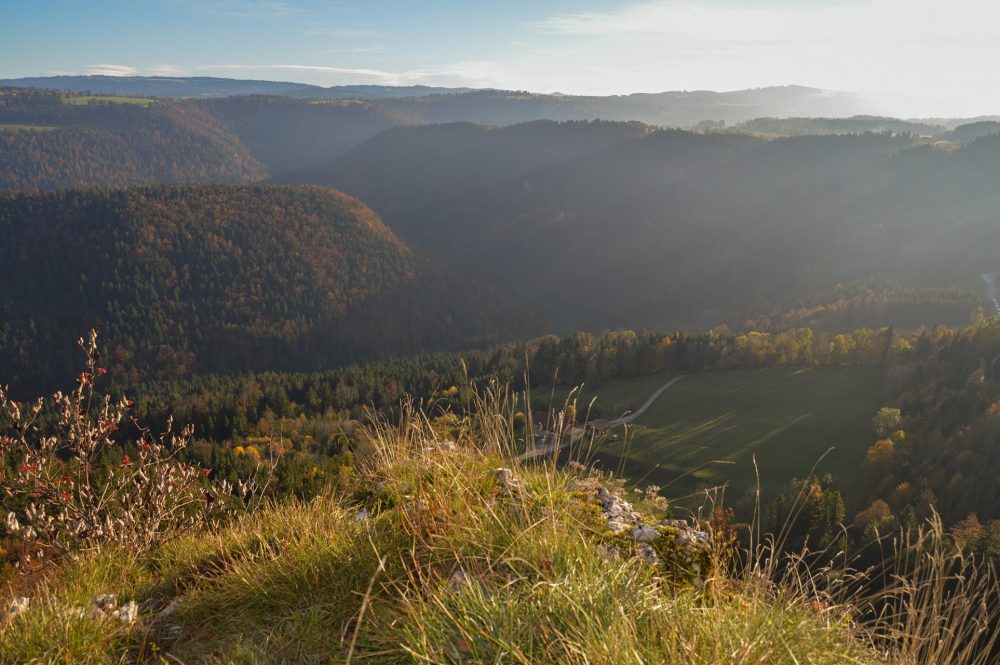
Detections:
0,185,528,393
348,129,1000,332
0,89,407,188
274,120,651,217
197,96,408,173
0,89,267,190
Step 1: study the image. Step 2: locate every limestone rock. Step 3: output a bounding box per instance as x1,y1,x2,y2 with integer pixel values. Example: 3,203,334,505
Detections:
631,524,660,543
637,544,659,565
119,600,139,624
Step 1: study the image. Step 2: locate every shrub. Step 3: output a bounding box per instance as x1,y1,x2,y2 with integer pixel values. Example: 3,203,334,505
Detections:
0,331,241,560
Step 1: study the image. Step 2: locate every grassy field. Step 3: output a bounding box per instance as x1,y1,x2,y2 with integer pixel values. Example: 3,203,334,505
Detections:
546,367,887,504
0,123,58,131
61,94,155,106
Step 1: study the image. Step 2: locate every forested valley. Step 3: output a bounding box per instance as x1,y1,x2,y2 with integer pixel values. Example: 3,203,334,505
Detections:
4,78,1000,662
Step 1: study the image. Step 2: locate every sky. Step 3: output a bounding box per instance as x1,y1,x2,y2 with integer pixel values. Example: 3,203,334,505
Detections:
2,0,999,117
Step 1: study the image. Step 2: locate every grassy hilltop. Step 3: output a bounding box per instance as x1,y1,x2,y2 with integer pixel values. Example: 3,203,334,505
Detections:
2,383,994,664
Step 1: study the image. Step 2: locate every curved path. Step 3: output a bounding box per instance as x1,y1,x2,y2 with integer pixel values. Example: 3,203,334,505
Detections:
606,375,686,426
519,374,686,461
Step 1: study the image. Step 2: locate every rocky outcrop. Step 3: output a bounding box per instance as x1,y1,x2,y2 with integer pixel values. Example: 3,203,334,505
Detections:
567,476,712,586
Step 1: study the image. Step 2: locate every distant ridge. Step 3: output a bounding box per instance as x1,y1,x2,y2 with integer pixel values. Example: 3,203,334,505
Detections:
0,75,474,99
1,76,869,124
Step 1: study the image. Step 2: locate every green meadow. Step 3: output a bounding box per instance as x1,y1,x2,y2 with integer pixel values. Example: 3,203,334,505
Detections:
61,94,155,106
550,367,887,504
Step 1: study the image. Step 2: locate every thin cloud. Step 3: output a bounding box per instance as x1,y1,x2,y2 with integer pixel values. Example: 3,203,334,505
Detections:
86,64,139,77
147,64,184,76
198,63,402,78
82,64,185,77
196,62,499,87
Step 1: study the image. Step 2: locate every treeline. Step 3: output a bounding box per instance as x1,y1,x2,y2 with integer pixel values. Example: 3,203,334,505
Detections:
104,324,899,500
140,320,1000,538
14,318,997,532
732,115,943,137
0,88,409,189
747,282,980,333
275,119,652,219
125,325,899,449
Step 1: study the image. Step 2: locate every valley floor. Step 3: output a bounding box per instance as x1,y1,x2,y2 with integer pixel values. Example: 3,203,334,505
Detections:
546,367,886,502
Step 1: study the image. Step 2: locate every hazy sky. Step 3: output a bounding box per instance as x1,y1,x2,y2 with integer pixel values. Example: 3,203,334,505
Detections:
2,0,998,116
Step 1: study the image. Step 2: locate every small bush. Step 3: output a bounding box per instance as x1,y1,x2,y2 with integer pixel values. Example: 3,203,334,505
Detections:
1,331,241,561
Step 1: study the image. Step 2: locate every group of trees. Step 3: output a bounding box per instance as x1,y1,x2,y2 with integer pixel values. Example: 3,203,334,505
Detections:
854,322,1000,533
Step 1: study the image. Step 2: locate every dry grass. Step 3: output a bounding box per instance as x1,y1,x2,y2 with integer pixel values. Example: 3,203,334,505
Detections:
1,387,996,663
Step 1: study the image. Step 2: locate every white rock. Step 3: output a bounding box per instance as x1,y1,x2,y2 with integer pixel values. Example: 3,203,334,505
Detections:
677,530,709,552
606,517,630,533
631,524,660,543
119,600,139,624
354,507,368,523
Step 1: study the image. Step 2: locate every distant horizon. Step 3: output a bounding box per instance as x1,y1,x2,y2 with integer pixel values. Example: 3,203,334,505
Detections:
4,1,1000,118
4,73,841,95
7,74,1000,122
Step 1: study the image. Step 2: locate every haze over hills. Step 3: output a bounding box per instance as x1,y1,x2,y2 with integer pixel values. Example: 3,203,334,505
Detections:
286,122,1000,332
3,75,871,126
6,84,997,194
274,120,652,216
5,85,999,389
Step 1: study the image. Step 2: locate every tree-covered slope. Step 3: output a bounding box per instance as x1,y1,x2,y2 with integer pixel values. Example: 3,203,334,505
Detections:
274,119,651,218
0,89,412,189
0,185,526,391
389,130,1000,331
199,96,409,173
0,89,267,190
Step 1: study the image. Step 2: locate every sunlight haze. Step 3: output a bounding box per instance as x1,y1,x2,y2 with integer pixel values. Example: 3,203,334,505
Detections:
3,0,999,116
